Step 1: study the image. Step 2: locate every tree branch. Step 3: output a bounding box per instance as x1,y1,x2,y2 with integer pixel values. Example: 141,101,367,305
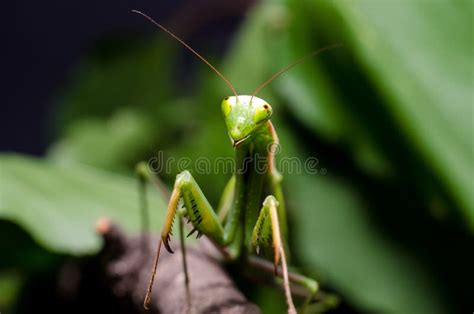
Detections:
96,219,260,314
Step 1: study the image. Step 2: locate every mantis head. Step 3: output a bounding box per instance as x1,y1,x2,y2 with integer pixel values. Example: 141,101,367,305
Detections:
222,95,273,146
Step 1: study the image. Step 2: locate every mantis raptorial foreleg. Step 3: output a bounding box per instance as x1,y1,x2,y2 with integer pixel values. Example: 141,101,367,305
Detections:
162,171,229,250
252,196,296,314
269,172,289,244
267,121,289,241
136,165,195,308
252,182,319,311
143,170,231,308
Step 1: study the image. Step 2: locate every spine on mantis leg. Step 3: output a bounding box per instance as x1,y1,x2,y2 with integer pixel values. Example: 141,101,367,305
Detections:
163,171,226,251
161,180,182,252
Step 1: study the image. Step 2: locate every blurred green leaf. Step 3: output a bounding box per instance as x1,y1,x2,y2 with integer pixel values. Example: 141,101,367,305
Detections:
54,39,176,130
288,175,447,313
49,110,155,172
273,0,394,177
327,0,473,226
49,37,199,173
0,154,166,255
278,0,473,226
273,7,348,141
0,220,60,272
222,3,275,95
0,271,22,311
278,128,448,314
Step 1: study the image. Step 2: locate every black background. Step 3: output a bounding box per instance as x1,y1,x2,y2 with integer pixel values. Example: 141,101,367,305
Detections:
1,0,253,155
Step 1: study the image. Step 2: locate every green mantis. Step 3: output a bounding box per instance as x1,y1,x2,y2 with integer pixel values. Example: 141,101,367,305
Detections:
132,10,340,314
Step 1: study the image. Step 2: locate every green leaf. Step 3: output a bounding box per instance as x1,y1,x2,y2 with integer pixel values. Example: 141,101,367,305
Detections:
48,110,155,172
223,3,275,94
279,0,473,226
273,0,394,177
0,271,22,311
0,154,166,255
288,173,447,314
327,0,474,226
54,39,176,130
278,128,449,314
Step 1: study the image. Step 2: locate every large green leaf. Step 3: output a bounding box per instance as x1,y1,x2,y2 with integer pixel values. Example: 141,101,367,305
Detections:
48,37,196,173
0,154,166,255
0,271,22,311
54,39,176,130
278,0,473,226
273,0,394,177
287,173,447,313
48,110,155,172
277,127,449,314
328,0,474,225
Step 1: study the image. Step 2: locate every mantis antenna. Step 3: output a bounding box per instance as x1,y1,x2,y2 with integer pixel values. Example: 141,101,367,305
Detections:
132,10,238,98
251,43,343,101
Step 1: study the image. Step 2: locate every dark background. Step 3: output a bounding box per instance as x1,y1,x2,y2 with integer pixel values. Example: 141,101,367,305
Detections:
1,0,253,155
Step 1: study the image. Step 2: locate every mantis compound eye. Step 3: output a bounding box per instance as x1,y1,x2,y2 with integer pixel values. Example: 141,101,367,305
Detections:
221,97,232,116
253,103,272,124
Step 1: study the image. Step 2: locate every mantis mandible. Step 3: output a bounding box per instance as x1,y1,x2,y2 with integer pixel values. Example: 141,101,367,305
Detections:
132,10,341,314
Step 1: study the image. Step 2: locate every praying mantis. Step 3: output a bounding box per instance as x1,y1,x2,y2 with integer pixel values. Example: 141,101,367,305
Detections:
132,10,341,314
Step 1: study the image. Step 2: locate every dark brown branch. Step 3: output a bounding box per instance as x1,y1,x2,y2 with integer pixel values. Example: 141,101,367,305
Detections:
96,219,260,314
